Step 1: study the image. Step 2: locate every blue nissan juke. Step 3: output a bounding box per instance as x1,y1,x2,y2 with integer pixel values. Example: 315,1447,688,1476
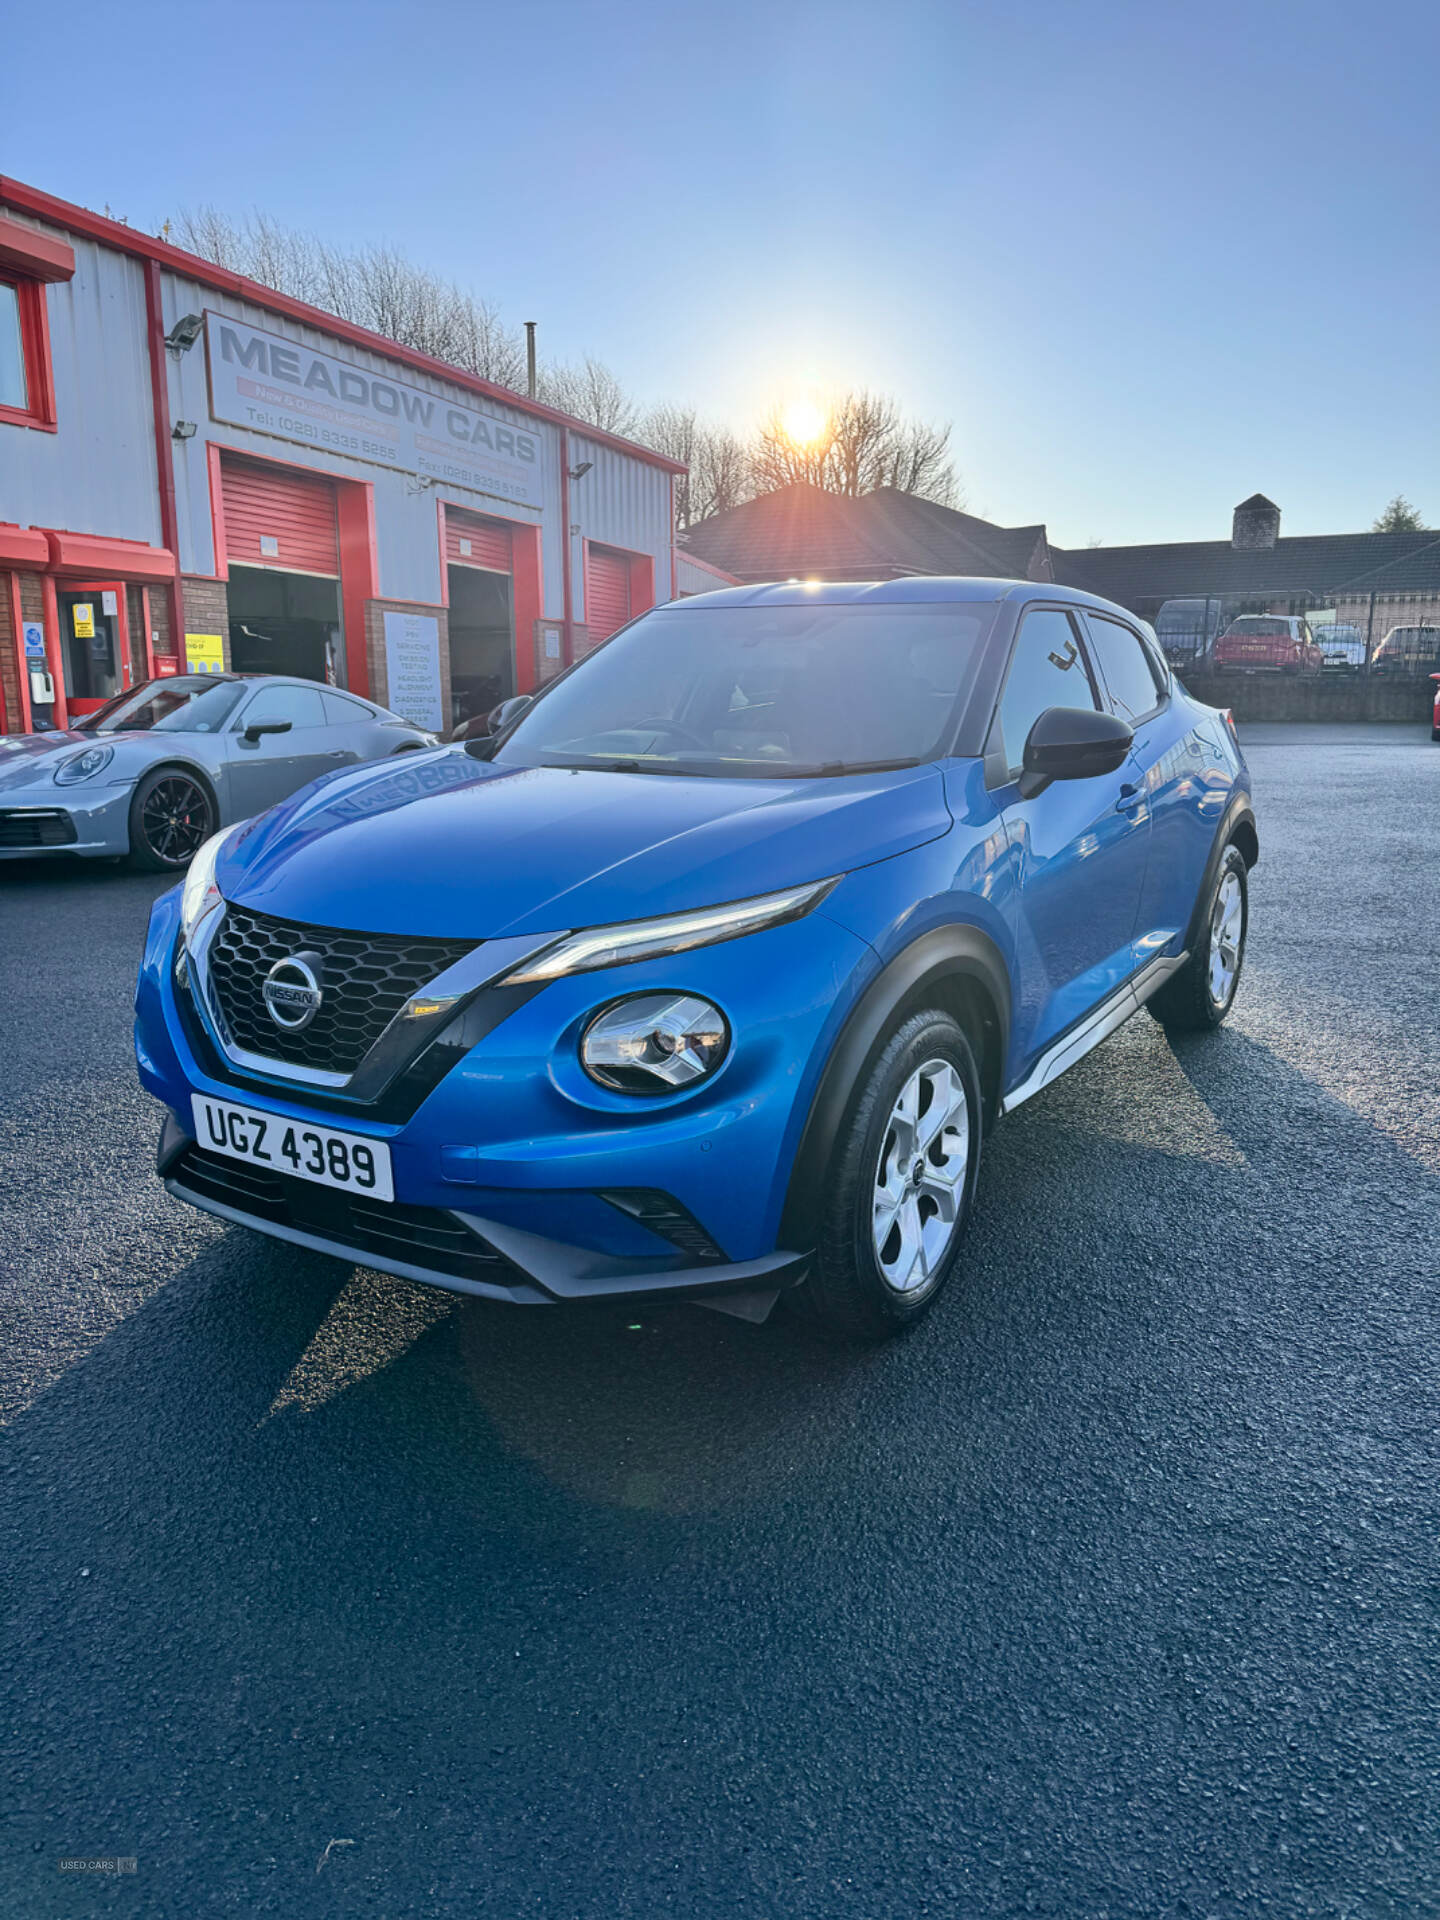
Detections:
134,579,1257,1342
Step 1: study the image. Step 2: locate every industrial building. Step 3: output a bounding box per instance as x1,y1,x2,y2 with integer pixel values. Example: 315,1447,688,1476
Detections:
0,176,695,736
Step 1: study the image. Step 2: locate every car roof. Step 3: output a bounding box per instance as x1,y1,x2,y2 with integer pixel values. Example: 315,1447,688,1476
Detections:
671,576,1141,620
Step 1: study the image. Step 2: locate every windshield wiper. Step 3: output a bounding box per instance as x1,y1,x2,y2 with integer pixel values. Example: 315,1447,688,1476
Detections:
788,758,921,778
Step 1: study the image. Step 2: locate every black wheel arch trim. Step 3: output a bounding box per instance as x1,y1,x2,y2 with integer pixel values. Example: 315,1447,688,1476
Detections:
1183,793,1258,955
779,921,1010,1251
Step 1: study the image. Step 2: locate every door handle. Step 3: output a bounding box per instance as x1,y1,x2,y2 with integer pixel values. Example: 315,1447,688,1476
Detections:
1115,781,1143,811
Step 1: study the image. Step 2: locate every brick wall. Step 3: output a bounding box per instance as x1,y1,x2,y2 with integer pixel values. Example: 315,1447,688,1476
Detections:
180,577,231,670
150,584,174,662
125,585,146,680
0,571,18,731
1181,668,1431,723
363,600,450,725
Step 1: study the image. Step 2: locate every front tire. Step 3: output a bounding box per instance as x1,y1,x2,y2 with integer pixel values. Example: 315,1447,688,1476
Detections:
1148,843,1248,1032
793,1011,982,1343
127,768,215,872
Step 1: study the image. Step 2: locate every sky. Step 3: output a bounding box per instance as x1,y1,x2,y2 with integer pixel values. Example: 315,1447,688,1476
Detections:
8,0,1440,547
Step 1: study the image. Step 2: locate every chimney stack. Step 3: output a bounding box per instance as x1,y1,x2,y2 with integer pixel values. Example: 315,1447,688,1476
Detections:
1232,494,1280,550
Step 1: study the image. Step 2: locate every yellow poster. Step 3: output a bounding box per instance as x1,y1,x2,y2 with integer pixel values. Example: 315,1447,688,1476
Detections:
72,603,95,639
184,633,225,675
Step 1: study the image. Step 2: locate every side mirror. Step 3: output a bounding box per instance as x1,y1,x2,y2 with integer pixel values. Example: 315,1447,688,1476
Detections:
242,719,294,745
489,695,533,733
461,693,533,759
1018,706,1133,798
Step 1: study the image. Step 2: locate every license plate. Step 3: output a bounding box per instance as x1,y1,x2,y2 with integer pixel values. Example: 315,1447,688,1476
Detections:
192,1095,394,1202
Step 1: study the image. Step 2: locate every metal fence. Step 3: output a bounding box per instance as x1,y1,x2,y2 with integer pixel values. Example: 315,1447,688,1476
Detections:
1146,592,1440,680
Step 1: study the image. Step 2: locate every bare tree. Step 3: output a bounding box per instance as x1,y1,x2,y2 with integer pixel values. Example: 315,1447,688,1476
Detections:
642,406,756,527
697,424,755,520
1373,494,1426,532
536,357,639,437
748,389,959,507
170,206,526,389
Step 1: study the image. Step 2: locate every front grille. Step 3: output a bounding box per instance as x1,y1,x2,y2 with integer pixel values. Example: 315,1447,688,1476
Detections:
204,905,475,1076
0,809,77,848
171,1145,517,1286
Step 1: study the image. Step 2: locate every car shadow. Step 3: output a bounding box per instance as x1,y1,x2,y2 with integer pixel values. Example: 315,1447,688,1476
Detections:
5,1012,1439,1912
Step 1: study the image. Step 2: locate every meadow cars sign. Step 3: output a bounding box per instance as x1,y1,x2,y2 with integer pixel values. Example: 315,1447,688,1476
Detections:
205,314,544,508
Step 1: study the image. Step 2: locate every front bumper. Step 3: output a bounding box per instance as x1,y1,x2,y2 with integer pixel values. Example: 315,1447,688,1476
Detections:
0,785,132,859
158,1116,808,1308
136,884,879,1309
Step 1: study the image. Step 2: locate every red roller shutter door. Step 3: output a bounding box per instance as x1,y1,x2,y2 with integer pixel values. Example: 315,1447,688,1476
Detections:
586,548,631,643
221,459,340,576
446,512,512,572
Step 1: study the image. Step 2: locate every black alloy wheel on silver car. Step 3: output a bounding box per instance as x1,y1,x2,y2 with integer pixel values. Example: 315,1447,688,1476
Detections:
129,768,215,872
1148,841,1249,1032
794,1009,983,1343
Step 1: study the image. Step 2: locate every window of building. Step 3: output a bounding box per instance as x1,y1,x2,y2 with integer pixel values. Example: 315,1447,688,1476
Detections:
0,283,26,410
1083,614,1165,724
0,274,55,430
997,609,1098,777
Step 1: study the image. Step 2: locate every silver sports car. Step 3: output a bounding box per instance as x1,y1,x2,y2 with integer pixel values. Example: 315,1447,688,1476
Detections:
0,674,437,870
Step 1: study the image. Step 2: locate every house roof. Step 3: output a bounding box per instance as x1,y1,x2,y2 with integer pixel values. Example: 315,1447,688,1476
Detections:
0,175,686,475
1053,528,1440,605
681,484,1051,583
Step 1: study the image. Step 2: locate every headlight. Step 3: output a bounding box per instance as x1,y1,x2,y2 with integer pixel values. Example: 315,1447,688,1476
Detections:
502,876,839,985
180,823,243,941
54,745,113,785
581,993,729,1094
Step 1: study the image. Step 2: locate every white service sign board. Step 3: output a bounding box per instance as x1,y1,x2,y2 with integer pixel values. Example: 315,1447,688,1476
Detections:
382,612,444,731
205,313,545,508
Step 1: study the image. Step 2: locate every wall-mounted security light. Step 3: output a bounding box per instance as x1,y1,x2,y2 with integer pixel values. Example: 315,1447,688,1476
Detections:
164,313,205,354
568,461,594,481
172,420,198,440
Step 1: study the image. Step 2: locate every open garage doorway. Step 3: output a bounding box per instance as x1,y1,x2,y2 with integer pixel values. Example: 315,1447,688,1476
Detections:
447,563,514,731
227,566,343,684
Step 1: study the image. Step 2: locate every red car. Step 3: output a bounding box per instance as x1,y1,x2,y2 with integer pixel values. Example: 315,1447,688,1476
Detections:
1211,614,1324,674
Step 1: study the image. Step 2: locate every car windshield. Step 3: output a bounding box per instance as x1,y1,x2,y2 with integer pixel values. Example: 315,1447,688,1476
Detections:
493,602,997,776
148,681,249,732
1225,618,1289,636
75,676,223,734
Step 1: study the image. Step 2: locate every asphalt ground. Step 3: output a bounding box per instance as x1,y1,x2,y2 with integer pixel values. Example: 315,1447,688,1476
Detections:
2,722,1437,1917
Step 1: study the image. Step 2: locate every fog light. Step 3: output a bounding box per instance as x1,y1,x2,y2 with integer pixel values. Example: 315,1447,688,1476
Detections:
581,993,729,1094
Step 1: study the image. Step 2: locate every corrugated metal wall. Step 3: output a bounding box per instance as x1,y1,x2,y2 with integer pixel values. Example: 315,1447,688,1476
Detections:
673,551,738,598
569,436,674,627
0,207,679,638
0,219,160,545
160,272,563,608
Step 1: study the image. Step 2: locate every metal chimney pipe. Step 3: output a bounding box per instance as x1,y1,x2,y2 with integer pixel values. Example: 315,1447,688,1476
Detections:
525,321,537,400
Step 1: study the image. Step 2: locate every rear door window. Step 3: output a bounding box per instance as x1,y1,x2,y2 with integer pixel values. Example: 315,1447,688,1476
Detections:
1081,614,1165,724
322,692,373,724
236,684,327,730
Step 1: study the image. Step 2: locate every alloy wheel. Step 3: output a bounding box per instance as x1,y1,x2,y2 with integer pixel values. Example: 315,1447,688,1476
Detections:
141,775,211,867
871,1057,970,1294
1208,869,1244,1007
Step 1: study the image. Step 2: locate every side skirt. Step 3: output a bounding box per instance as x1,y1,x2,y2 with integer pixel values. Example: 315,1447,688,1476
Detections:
999,950,1189,1115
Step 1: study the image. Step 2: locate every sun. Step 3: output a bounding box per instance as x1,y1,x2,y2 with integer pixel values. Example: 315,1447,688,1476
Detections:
779,399,827,448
